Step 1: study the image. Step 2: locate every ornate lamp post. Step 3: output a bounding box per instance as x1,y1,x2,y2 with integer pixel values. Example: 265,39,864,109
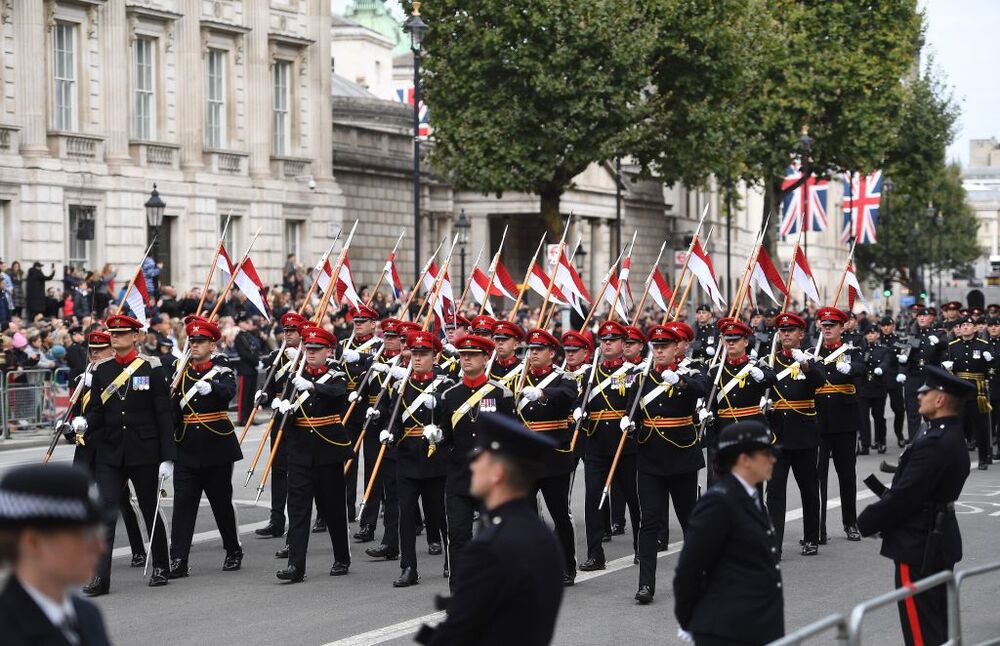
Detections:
403,2,429,281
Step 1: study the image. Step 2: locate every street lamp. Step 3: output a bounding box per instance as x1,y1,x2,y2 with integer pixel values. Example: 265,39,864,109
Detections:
144,184,165,261
927,203,943,304
454,209,471,296
404,2,429,282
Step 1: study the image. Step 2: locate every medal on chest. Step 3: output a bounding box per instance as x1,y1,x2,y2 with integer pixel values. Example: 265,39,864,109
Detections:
479,397,497,413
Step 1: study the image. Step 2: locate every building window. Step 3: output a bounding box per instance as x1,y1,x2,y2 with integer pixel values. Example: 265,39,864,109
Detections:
284,220,301,260
272,61,290,155
53,22,77,131
67,206,95,270
133,37,156,140
206,49,227,148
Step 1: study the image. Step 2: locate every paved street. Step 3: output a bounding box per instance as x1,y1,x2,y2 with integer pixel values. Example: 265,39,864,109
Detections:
3,417,999,645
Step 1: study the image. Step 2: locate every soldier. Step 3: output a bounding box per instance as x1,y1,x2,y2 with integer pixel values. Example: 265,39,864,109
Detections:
61,330,147,568
842,312,863,348
814,307,864,543
340,303,382,522
577,320,641,571
275,325,352,583
438,334,514,588
77,314,175,595
380,330,453,587
623,325,647,364
880,316,908,447
470,314,497,338
858,366,972,646
168,318,243,578
254,311,308,543
612,325,648,537
414,414,563,646
858,325,892,455
516,328,579,586
692,304,718,362
489,320,524,388
897,307,947,443
942,316,994,468
438,314,470,378
766,312,824,556
940,301,962,336
562,329,594,492
633,325,707,604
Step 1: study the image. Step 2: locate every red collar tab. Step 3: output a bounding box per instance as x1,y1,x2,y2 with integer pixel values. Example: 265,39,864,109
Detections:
305,365,327,377
602,357,624,370
412,370,435,382
726,354,749,366
496,355,518,368
115,349,138,366
383,349,400,359
781,349,794,358
824,340,843,351
529,364,553,378
463,373,488,389
354,334,373,344
190,360,213,372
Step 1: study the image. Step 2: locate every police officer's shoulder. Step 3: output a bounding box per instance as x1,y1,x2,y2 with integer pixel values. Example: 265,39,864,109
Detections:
948,337,961,346
138,353,162,369
974,337,990,345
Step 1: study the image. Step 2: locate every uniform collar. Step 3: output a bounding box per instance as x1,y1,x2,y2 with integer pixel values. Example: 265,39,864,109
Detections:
19,578,75,629
602,356,624,370
529,364,553,378
412,370,435,382
383,349,400,359
190,359,213,372
496,355,519,368
653,361,678,372
304,365,327,377
354,334,373,345
115,349,138,365
726,354,749,366
463,373,488,389
823,340,843,351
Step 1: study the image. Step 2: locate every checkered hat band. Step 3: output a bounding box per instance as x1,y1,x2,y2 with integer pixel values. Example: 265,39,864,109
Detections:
0,490,88,521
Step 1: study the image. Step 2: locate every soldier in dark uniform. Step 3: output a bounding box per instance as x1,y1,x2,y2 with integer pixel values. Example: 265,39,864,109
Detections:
340,303,382,521
766,312,824,556
168,318,243,578
612,325,647,536
254,311,308,542
78,314,176,595
155,336,177,376
438,314,470,379
233,315,263,426
516,328,579,585
880,316,908,447
438,334,514,588
858,366,972,646
489,320,524,389
381,330,453,587
898,307,947,443
987,316,1000,460
577,320,641,571
469,314,496,339
415,414,563,646
858,325,892,455
943,316,994,468
633,325,707,604
692,304,718,362
814,307,864,543
842,312,863,348
940,301,962,336
673,420,784,645
562,329,594,496
275,325,352,582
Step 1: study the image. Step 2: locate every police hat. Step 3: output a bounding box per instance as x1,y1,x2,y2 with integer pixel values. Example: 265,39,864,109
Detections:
715,420,773,460
469,413,557,465
0,464,108,529
880,316,894,326
987,317,1000,326
917,366,976,398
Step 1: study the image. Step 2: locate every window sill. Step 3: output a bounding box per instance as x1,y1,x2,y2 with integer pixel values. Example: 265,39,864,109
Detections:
0,124,21,154
129,139,180,169
204,148,249,175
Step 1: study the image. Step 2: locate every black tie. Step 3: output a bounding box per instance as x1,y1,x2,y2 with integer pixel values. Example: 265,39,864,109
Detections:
58,615,80,646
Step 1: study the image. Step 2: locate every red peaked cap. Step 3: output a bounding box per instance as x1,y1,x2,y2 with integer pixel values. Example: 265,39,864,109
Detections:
624,325,646,343
562,330,593,351
350,303,380,321
647,325,680,344
721,321,753,338
598,320,628,340
455,334,494,354
470,315,497,335
300,324,336,348
280,311,308,332
492,320,525,341
526,328,560,348
816,307,848,325
664,321,695,342
105,314,143,332
186,319,221,342
381,317,401,335
87,331,111,348
406,329,443,353
775,312,806,329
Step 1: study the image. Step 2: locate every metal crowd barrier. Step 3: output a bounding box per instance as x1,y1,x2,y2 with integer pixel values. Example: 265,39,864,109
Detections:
2,368,71,439
769,560,1000,645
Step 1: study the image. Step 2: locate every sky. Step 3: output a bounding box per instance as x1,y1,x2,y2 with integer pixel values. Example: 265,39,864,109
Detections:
330,1,993,167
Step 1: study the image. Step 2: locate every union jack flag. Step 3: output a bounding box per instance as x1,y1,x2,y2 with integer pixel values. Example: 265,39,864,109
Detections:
395,87,430,138
779,163,829,237
841,170,882,244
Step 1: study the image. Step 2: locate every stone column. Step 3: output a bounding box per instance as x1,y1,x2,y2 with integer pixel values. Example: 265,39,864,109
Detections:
15,0,48,158
101,0,129,170
245,1,270,178
310,0,332,180
177,0,204,170
469,211,490,272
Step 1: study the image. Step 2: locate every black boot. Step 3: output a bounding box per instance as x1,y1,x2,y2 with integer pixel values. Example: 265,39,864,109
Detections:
83,576,109,597
393,567,419,587
845,525,862,541
130,552,147,568
148,567,169,587
579,558,605,572
428,542,443,555
255,522,285,538
223,550,243,572
168,558,189,579
330,561,350,576
274,544,289,559
353,524,375,543
635,586,654,604
365,544,400,560
312,517,327,534
276,565,305,583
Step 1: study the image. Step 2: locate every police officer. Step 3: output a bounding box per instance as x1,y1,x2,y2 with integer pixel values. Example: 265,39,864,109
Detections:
275,325,352,582
858,325,892,455
673,420,784,645
414,414,563,646
880,316,908,447
633,325,707,604
766,312,824,556
340,303,382,521
438,334,514,587
898,307,947,443
943,315,994,468
168,318,243,578
692,304,718,362
78,314,175,595
858,366,972,646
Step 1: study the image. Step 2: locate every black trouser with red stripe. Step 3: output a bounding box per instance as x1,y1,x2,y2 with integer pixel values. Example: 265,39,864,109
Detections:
237,374,257,426
895,561,950,646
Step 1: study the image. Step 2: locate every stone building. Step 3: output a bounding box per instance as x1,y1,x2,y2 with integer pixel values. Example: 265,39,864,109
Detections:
0,0,339,294
963,138,1000,282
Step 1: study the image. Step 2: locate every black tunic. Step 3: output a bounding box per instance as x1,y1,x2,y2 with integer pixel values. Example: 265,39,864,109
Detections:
769,351,825,450
173,354,242,467
515,366,578,478
284,366,351,466
389,372,453,479
581,358,639,459
634,363,707,476
439,375,515,493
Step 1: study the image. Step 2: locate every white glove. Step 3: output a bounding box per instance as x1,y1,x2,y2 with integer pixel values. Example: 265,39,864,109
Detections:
422,424,443,443
293,376,314,392
791,348,807,363
521,386,542,402
661,369,679,385
278,399,294,414
572,407,584,422
619,416,634,433
749,366,765,382
348,391,359,403
677,627,694,643
379,430,394,445
897,353,908,364
254,389,268,406
698,409,713,424
874,367,883,376
158,461,174,481
70,416,88,433
389,365,409,380
985,351,994,362
256,361,264,370
365,407,380,420
270,397,282,410
343,348,360,363
941,360,954,372
284,347,298,360
836,360,851,375
194,379,212,395
928,334,939,345
705,345,715,356
750,349,759,360
371,362,390,374
83,372,92,387
419,395,437,410
896,373,906,384
444,343,458,354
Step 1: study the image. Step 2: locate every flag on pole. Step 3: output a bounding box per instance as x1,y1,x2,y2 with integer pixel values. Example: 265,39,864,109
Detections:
791,247,821,305
469,267,498,316
492,259,519,300
336,256,363,309
779,162,829,236
647,267,673,314
527,262,569,305
605,258,633,320
383,251,404,300
235,257,271,319
216,243,234,286
844,261,869,311
124,267,150,327
553,249,591,317
422,262,455,325
749,246,788,306
841,170,882,244
687,239,726,307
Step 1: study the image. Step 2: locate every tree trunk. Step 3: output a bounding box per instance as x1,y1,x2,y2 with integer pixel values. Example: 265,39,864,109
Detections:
539,187,563,237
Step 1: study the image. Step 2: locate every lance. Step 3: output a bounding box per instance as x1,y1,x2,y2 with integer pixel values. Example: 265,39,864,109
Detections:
568,348,602,453
420,235,461,331
454,241,486,318
43,361,94,464
506,234,546,322
340,343,390,429
670,226,716,322
356,364,413,519
730,213,772,319
114,238,157,316
766,216,809,370
343,351,400,475
476,225,510,318
605,230,637,324
207,227,264,320
366,231,406,307
599,351,653,510
536,214,573,329
809,239,856,356
195,211,232,315
579,246,629,333
630,240,668,327
663,204,710,324
399,237,447,322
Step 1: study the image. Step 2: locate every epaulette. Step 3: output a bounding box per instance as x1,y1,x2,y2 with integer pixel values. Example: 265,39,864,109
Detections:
975,337,990,345
488,380,514,398
139,353,162,369
949,338,961,346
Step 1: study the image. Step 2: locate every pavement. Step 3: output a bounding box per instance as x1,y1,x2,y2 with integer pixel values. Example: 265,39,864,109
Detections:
2,416,1000,645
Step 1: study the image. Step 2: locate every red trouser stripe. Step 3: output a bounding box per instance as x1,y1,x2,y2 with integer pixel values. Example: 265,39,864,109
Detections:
899,562,925,646
237,376,245,419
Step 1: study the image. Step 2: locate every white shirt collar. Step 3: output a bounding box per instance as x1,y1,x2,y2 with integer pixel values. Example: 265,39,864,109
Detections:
731,471,758,499
19,578,76,628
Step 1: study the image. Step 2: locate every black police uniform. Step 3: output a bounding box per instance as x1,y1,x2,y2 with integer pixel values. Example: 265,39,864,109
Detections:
881,329,908,445
170,354,242,570
767,349,825,549
858,403,970,645
233,327,262,425
634,361,707,598
83,350,175,588
0,577,112,646
708,356,776,485
692,321,718,362
900,326,947,441
943,335,994,465
988,333,1000,458
858,339,892,451
439,374,514,586
341,333,381,520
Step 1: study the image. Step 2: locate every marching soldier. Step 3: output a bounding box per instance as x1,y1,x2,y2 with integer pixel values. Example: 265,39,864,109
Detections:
438,334,514,588
898,307,947,443
623,325,647,364
940,301,962,335
766,312,824,556
275,325,352,583
942,316,994,468
858,366,972,646
470,314,497,338
858,325,892,455
880,316,908,447
380,330,453,587
340,303,382,521
168,318,243,578
516,328,579,585
814,307,864,543
78,314,176,595
562,329,594,482
489,320,524,388
438,314,471,378
633,325,707,604
692,304,718,362
577,320,641,571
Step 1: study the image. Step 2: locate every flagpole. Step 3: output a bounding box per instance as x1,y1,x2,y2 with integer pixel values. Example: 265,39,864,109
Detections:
671,226,715,321
196,212,232,315
506,234,546,323
366,231,405,307
536,215,573,329
114,238,157,316
421,235,461,331
455,241,486,316
605,231,636,324
725,228,761,320
476,224,508,319
399,237,446,321
579,246,628,332
662,204,710,324
630,240,667,327
831,237,859,309
207,227,263,321
731,213,771,319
